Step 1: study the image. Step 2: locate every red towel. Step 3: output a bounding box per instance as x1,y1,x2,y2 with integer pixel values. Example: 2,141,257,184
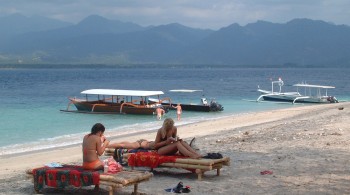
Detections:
32,165,100,191
128,152,184,168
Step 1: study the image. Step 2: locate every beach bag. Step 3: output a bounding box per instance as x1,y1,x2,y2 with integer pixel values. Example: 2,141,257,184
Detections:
104,157,123,174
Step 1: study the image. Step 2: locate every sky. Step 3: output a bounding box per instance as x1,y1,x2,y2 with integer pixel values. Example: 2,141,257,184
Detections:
0,0,349,30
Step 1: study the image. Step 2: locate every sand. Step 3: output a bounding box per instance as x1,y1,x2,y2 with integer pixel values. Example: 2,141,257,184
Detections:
0,102,349,195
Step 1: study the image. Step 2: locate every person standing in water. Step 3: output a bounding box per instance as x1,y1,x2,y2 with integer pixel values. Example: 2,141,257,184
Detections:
172,103,182,121
156,106,165,120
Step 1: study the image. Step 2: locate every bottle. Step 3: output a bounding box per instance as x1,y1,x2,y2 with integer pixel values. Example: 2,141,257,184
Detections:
104,160,109,173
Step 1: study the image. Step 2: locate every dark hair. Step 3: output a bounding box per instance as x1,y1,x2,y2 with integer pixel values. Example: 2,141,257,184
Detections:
90,123,105,135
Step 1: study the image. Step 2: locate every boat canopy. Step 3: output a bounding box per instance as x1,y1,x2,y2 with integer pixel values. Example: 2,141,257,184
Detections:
293,84,335,89
169,89,203,93
81,89,164,96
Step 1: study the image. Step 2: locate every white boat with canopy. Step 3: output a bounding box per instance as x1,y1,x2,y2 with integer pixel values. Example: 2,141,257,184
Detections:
257,78,338,104
61,89,170,115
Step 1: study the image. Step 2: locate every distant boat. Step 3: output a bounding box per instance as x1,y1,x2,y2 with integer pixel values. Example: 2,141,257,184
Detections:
149,89,224,112
61,89,170,115
257,78,338,104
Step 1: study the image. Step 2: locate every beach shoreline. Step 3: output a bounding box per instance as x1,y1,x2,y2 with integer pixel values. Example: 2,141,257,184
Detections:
0,102,349,194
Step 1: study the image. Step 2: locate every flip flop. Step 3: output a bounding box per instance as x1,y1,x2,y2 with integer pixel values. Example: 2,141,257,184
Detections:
174,181,183,193
181,186,191,193
260,170,273,175
165,181,184,193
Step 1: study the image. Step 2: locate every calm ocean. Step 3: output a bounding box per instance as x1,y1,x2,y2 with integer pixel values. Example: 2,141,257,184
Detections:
0,66,349,156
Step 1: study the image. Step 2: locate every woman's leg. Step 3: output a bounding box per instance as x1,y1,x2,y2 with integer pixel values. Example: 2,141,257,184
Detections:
176,141,201,158
157,143,178,155
177,141,201,158
158,142,201,158
179,140,199,154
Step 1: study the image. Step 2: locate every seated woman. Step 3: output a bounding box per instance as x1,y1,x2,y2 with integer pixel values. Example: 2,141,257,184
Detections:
108,139,155,150
82,123,110,170
154,118,201,159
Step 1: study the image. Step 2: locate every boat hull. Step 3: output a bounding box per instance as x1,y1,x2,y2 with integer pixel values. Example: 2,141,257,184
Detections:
168,103,211,112
261,95,298,102
261,95,337,103
160,102,223,112
70,100,161,115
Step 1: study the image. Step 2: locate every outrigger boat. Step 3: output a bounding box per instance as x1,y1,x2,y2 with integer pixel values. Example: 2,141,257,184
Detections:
149,89,224,112
61,89,170,115
257,78,338,104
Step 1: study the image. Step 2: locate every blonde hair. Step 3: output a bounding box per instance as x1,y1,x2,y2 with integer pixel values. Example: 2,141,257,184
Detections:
161,118,174,138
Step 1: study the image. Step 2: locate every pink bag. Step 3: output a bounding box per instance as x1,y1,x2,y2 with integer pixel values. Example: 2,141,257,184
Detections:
104,157,123,174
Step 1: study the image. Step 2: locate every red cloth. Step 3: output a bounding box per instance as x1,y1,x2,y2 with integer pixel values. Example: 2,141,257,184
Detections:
104,157,123,174
32,165,100,191
128,152,184,168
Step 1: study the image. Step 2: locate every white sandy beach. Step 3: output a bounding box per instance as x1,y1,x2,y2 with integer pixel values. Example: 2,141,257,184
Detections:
0,102,349,195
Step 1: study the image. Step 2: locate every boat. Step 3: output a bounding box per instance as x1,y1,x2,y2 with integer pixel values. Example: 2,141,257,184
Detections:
257,78,338,104
149,89,224,112
61,89,171,115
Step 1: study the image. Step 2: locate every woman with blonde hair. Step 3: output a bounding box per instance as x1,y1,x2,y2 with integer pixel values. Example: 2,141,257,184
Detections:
154,118,201,158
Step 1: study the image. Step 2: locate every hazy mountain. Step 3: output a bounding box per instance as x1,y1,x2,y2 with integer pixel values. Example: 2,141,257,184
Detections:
0,14,349,66
184,19,350,66
0,14,72,38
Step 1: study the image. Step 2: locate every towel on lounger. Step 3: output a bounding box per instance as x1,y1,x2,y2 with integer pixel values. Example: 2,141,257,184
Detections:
128,152,184,168
32,165,100,191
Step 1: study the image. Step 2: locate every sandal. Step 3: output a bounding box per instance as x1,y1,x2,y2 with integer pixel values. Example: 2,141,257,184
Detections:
165,181,183,193
181,186,191,193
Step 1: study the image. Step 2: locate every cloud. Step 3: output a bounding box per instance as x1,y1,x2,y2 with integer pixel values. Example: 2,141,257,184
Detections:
0,0,349,29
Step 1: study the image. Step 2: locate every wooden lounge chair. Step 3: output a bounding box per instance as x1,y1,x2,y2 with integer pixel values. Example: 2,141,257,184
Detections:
26,166,153,195
104,149,230,180
126,153,229,180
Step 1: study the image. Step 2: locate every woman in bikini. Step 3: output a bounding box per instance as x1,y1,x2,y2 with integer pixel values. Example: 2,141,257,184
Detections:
172,103,182,121
154,118,201,158
108,139,155,150
82,123,110,170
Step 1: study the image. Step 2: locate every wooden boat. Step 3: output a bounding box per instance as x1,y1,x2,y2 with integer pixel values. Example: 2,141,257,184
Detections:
61,89,170,115
149,89,224,112
257,78,338,104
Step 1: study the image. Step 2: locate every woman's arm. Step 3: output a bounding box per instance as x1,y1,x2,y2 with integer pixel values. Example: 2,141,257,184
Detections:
96,137,109,156
154,129,175,149
154,130,166,149
172,126,177,138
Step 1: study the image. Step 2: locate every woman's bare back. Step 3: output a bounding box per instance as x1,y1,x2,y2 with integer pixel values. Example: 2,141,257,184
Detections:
82,134,99,162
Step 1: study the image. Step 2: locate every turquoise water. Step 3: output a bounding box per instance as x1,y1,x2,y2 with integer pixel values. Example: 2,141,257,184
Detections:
0,66,349,156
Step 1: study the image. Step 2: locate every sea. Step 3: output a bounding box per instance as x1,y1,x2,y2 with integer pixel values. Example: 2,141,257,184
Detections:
0,65,349,156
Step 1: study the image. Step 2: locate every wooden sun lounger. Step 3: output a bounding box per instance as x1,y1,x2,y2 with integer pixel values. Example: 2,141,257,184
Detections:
26,168,153,195
122,153,230,180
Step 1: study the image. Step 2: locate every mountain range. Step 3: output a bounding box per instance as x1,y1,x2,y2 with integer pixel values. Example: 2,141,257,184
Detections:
0,14,349,66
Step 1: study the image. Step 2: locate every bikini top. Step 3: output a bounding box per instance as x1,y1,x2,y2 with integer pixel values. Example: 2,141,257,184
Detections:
160,136,167,142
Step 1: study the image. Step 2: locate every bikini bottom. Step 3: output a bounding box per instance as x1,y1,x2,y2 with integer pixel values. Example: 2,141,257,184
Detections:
137,139,155,150
82,159,102,170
